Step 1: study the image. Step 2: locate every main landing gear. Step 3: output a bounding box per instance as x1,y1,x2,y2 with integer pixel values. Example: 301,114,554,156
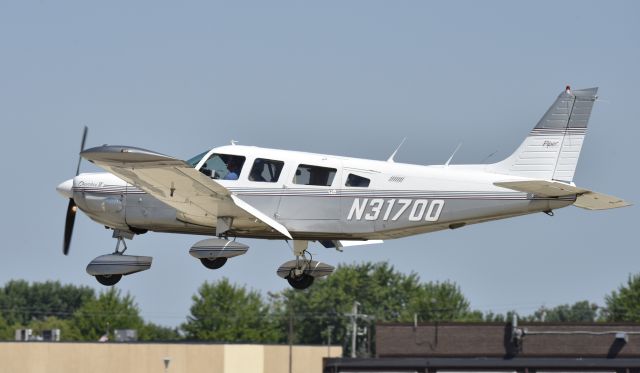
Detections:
287,271,315,290
189,238,249,270
200,257,227,269
86,230,152,287
276,241,335,290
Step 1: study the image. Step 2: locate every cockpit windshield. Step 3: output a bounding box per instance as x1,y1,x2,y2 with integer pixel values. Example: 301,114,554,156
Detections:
186,151,209,167
199,153,246,180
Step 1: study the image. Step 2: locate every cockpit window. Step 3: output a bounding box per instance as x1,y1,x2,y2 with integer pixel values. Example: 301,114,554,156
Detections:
249,158,284,183
199,153,246,180
187,151,209,167
293,164,336,186
345,174,370,187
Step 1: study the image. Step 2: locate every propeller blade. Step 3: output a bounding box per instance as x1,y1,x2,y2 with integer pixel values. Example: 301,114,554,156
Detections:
63,198,77,255
64,126,88,256
75,126,88,176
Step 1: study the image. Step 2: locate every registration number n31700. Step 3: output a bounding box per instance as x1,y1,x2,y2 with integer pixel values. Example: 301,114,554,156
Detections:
347,198,445,222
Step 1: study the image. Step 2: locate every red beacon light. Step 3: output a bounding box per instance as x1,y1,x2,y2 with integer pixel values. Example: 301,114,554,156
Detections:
565,85,572,94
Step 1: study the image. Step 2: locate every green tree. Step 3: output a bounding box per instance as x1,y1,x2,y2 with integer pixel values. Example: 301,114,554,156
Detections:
182,278,282,342
604,274,640,322
0,280,95,325
527,301,600,322
0,313,13,340
482,310,518,323
72,288,144,341
408,281,483,322
139,322,182,341
26,316,83,341
278,262,477,356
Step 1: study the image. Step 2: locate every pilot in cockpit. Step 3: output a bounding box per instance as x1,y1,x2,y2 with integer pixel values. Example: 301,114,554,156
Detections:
224,161,240,180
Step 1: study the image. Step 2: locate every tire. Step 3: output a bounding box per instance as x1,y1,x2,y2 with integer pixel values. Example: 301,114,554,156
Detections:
200,257,227,270
95,274,122,286
287,274,315,290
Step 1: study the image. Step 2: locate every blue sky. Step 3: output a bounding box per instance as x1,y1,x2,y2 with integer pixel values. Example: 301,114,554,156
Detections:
0,1,638,327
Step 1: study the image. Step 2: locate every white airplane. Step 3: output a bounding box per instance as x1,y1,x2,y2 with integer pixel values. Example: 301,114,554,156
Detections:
57,86,629,289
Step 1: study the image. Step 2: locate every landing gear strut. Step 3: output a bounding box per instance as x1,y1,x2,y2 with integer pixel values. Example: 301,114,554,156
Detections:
276,240,334,290
91,236,129,286
86,230,152,287
286,243,315,290
93,235,128,286
276,240,332,290
112,236,128,254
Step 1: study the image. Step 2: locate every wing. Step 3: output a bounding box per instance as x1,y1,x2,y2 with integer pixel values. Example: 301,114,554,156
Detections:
81,145,291,238
494,180,631,210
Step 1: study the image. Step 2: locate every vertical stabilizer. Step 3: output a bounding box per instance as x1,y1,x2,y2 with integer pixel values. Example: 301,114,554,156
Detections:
489,86,598,182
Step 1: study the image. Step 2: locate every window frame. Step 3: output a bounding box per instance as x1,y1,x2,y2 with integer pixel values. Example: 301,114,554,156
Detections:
292,164,338,187
248,158,285,183
345,173,371,188
199,153,246,180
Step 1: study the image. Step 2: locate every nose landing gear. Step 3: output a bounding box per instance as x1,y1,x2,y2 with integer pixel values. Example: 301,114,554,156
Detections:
86,230,152,286
95,274,123,286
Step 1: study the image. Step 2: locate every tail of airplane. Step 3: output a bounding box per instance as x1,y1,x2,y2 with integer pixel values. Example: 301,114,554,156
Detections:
490,86,630,210
489,86,598,183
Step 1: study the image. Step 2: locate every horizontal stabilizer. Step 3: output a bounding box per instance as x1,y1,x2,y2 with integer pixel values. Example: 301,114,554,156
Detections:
574,192,631,210
495,180,630,210
494,180,587,197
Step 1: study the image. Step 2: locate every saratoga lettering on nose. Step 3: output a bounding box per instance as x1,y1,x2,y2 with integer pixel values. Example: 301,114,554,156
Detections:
347,198,445,222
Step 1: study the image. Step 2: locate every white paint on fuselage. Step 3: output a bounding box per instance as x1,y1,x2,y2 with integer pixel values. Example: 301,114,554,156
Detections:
69,144,570,240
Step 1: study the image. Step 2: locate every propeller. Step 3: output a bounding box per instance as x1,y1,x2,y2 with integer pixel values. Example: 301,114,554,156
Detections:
63,126,88,255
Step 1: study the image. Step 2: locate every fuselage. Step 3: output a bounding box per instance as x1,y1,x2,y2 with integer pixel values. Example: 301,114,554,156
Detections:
59,145,575,241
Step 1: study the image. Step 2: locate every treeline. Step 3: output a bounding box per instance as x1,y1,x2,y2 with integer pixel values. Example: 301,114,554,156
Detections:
1,262,640,356
0,281,179,341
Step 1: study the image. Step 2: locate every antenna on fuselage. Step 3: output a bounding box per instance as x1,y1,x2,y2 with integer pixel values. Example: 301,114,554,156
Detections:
230,140,238,145
386,137,407,163
481,150,498,164
444,143,462,167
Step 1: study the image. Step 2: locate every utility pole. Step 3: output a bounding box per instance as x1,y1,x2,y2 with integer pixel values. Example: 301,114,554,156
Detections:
346,300,371,358
327,325,333,357
351,301,360,358
288,311,293,373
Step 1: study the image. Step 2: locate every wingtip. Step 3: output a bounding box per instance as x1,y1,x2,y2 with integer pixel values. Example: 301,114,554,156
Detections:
81,145,177,163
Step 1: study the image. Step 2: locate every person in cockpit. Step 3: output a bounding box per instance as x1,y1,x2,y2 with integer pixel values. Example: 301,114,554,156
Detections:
224,162,240,180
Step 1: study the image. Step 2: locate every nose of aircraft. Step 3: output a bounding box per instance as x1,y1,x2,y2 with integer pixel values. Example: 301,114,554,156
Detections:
56,179,74,199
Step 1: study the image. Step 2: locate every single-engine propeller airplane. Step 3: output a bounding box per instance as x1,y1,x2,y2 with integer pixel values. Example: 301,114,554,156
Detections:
57,86,630,289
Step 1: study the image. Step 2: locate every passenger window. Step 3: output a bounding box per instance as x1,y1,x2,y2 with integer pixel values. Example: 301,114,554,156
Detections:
200,154,246,180
345,174,370,187
249,158,284,183
293,164,337,186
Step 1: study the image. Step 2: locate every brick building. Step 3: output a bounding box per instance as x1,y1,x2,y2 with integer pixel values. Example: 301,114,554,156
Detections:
324,322,640,372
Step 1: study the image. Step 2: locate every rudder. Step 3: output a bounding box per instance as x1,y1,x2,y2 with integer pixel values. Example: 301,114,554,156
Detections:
490,86,598,182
